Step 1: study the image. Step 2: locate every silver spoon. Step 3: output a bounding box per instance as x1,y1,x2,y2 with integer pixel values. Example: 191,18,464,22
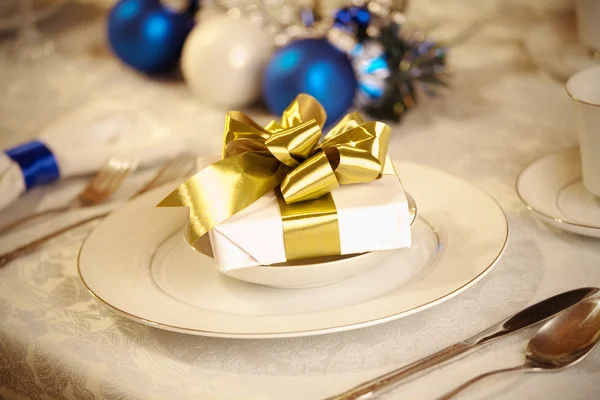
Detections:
438,297,600,399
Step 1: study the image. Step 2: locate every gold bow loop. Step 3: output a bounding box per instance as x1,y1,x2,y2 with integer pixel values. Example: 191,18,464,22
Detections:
158,94,391,248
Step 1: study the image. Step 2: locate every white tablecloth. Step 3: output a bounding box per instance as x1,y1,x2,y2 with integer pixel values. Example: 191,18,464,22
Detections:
1,1,599,399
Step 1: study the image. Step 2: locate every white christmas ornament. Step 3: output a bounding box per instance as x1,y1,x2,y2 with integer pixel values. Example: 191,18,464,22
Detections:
181,14,274,108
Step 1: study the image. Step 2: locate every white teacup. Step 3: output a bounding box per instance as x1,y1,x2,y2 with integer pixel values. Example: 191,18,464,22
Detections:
575,0,600,53
566,65,600,197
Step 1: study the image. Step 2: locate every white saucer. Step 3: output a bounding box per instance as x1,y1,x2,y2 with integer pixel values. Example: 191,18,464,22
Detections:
517,148,600,238
79,162,508,338
0,0,67,33
524,14,598,82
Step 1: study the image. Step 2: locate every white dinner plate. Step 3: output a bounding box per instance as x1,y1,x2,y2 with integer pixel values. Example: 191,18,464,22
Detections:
79,162,508,338
517,148,600,238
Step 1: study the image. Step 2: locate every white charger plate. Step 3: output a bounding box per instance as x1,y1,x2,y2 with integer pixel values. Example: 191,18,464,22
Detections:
79,162,508,338
517,148,600,238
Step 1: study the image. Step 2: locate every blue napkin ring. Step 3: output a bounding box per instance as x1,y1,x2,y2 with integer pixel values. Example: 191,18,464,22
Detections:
5,140,61,190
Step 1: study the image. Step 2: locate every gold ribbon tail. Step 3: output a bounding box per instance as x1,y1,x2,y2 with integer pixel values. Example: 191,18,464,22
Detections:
158,152,287,243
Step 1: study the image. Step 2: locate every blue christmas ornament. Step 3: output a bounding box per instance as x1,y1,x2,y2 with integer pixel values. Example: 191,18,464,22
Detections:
107,0,196,74
263,38,357,124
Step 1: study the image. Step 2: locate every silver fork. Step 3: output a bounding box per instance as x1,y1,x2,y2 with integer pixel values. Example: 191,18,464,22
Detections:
0,157,138,235
129,156,196,198
0,156,196,267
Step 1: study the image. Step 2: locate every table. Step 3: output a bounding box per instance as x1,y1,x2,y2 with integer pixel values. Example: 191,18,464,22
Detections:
1,1,599,399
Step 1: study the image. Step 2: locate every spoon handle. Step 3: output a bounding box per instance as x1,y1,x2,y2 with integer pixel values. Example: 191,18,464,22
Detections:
437,364,527,400
325,342,472,400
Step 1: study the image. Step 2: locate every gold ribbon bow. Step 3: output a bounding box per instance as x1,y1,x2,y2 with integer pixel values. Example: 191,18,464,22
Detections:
158,94,391,261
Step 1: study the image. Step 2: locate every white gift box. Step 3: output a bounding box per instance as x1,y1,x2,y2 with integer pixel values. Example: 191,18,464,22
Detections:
195,157,412,272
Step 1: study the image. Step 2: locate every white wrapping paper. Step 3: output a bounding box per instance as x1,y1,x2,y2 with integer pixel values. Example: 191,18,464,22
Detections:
199,157,412,272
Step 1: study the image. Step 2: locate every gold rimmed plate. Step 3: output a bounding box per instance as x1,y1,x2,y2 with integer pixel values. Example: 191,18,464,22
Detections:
517,148,600,238
78,161,508,338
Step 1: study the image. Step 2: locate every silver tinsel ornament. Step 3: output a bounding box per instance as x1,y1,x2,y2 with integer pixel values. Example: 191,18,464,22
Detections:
209,0,321,46
331,1,449,121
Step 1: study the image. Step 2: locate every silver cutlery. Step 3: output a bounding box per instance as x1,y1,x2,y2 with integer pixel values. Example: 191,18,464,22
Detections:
0,156,196,267
0,157,138,235
128,156,196,199
439,296,600,399
326,287,599,400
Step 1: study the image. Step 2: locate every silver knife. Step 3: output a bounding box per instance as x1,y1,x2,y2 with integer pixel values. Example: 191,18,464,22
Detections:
326,287,599,400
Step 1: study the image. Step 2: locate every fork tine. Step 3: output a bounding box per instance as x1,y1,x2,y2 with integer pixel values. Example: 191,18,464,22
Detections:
95,160,123,191
108,159,137,190
151,165,188,189
105,166,132,197
133,160,177,196
133,156,196,197
147,161,185,185
77,159,118,204
89,158,117,186
153,160,180,181
79,158,136,205
92,158,128,190
159,157,195,182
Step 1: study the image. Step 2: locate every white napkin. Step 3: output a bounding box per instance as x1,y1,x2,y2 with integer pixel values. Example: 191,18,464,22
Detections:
0,102,186,212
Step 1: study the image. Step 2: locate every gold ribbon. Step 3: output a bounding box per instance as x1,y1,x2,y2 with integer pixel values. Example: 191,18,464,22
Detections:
158,94,391,261
275,189,341,261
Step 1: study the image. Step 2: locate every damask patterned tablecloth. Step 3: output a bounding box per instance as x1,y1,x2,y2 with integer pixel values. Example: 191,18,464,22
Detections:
1,1,600,399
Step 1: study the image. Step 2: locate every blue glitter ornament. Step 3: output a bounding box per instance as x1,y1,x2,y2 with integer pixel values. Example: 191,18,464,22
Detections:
333,6,372,41
107,0,196,74
331,9,448,122
351,41,390,107
263,38,357,124
356,23,447,121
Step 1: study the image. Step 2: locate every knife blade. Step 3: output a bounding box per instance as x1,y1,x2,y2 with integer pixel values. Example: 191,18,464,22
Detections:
326,287,599,400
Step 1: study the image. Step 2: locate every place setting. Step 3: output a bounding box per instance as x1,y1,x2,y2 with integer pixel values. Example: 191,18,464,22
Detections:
75,94,509,339
2,0,600,399
69,94,599,399
3,91,598,400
